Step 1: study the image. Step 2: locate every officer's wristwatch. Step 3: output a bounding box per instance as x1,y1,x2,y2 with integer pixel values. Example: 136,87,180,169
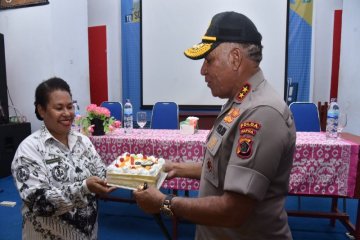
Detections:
160,194,175,217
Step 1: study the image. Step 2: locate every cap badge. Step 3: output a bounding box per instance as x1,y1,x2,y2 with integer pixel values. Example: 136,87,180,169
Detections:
184,43,212,59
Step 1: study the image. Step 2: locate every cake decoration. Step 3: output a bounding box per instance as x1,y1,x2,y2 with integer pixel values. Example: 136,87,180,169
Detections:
106,153,165,189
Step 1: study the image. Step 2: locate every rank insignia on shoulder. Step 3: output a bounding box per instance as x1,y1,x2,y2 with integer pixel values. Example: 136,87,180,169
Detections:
223,107,240,124
235,83,251,102
236,137,253,159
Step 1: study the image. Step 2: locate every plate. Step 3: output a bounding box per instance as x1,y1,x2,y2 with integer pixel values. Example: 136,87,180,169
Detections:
107,171,168,191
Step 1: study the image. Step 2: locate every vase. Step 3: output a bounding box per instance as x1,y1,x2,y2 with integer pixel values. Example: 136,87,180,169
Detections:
91,118,105,136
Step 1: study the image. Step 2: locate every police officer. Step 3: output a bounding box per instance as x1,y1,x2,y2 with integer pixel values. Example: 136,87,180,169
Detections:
134,11,296,240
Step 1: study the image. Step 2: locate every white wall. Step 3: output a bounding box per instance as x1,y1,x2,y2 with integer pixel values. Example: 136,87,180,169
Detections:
338,0,360,135
0,0,122,132
311,0,343,103
0,0,90,131
88,0,122,103
311,0,360,135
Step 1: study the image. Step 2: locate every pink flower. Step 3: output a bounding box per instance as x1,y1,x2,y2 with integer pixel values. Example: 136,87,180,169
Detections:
86,104,97,112
81,104,116,136
113,120,121,128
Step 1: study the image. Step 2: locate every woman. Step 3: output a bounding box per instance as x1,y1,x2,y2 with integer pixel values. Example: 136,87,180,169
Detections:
11,77,115,239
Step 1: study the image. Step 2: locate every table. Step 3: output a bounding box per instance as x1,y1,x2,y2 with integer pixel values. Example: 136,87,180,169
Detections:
289,132,359,198
90,129,208,190
91,129,359,197
90,129,360,239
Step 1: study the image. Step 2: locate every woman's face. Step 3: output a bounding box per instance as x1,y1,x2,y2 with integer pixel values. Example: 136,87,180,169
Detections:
38,90,74,140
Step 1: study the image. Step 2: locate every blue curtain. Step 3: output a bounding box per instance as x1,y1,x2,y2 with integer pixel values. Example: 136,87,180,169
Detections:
287,0,313,102
121,0,142,113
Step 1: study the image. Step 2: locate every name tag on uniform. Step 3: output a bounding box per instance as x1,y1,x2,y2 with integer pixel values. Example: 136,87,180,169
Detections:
45,157,61,164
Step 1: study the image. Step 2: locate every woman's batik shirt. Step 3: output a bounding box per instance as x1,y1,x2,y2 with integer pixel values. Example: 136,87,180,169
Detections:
11,125,106,240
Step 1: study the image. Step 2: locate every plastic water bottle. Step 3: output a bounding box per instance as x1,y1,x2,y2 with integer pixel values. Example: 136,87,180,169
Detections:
326,98,339,139
72,100,81,132
124,99,133,133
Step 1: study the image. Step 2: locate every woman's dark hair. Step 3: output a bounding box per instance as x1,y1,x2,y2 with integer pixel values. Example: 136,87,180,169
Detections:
34,77,72,120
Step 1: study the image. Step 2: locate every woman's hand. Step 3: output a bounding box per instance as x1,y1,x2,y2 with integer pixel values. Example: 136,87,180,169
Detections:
86,176,116,195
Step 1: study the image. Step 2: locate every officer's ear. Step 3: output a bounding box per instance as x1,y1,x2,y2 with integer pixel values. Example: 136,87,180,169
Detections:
229,47,242,71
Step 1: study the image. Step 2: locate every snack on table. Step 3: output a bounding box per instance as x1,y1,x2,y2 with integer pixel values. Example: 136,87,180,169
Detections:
106,153,165,189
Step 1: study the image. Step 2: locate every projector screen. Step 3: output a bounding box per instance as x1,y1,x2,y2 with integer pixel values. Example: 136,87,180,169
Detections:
141,0,288,108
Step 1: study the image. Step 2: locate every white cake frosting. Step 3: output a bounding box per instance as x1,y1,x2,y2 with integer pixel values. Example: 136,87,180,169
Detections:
106,153,165,189
107,153,165,176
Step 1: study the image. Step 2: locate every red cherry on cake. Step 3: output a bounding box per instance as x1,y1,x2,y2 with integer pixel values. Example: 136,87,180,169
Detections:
143,155,147,159
119,157,124,162
115,163,120,168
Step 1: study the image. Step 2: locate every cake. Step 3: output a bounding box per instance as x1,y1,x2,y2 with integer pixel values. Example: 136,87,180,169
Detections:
106,153,165,189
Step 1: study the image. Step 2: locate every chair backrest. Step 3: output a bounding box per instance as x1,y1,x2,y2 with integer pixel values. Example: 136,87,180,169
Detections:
289,102,321,132
151,102,179,129
100,101,123,122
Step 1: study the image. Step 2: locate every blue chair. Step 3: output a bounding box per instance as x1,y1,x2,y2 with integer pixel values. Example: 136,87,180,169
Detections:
289,102,322,211
289,102,321,132
151,102,179,129
100,101,123,122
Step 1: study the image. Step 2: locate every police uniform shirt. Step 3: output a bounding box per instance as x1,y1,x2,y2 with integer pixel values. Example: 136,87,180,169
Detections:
196,70,296,240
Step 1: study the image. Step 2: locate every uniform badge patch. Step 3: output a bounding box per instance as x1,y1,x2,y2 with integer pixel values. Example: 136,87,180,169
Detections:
240,128,256,136
51,165,68,182
240,121,261,130
236,137,253,159
216,124,227,136
224,107,240,124
235,83,251,102
16,166,30,183
207,135,218,152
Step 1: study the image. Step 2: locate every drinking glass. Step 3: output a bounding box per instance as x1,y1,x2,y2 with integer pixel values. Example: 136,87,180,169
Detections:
337,112,347,138
137,111,147,129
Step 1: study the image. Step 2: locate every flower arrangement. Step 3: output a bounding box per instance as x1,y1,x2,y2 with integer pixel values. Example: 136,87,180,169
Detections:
75,104,121,136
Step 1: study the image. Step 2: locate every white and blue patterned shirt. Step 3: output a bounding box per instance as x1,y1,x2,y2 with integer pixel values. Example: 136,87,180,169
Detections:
11,125,106,240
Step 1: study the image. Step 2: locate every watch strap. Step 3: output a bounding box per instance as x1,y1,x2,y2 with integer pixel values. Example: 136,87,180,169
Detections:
161,194,175,216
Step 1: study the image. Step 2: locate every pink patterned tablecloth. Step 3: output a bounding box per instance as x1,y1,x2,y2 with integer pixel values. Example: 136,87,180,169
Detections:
289,132,359,197
90,130,360,197
90,129,209,191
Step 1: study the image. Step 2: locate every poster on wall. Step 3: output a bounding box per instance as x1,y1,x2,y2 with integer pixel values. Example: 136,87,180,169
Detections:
0,0,49,10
